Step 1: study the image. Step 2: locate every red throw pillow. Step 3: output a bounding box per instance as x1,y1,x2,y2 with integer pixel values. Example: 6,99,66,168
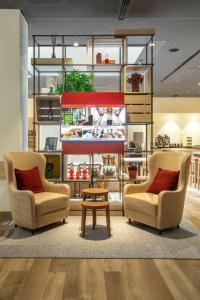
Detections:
147,168,180,194
15,166,44,193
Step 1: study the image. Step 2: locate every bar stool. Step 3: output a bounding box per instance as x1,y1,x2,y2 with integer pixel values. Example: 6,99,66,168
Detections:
81,201,111,237
81,188,111,237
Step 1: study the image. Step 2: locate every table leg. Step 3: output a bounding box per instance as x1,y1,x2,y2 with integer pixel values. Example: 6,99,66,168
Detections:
105,192,108,202
81,207,87,237
106,206,111,237
92,208,96,230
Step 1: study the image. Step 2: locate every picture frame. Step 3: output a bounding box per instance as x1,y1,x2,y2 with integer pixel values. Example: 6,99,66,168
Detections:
44,137,58,151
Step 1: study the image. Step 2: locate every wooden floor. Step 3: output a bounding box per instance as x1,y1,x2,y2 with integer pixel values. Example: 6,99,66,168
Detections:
0,188,200,300
0,258,199,300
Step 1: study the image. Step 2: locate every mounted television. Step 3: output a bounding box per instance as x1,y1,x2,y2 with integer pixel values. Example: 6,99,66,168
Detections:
60,106,126,142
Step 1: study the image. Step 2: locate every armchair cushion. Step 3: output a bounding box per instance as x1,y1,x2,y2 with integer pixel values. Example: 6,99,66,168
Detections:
125,193,158,216
15,166,44,193
35,192,68,216
147,168,180,194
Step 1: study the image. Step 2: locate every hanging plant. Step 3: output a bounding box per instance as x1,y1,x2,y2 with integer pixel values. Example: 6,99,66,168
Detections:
54,70,95,94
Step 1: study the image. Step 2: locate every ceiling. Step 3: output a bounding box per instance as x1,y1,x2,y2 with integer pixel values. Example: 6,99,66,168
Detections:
1,0,200,97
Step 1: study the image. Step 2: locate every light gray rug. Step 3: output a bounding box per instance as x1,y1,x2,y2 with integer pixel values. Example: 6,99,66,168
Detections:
0,215,200,258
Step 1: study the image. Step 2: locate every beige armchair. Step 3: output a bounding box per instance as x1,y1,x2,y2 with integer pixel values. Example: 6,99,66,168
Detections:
4,152,70,233
124,152,191,234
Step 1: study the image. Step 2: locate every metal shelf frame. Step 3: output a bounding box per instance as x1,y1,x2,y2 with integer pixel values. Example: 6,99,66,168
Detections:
31,31,154,210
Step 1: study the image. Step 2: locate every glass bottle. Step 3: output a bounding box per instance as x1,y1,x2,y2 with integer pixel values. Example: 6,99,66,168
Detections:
69,162,74,179
105,54,109,64
82,162,87,180
76,166,80,179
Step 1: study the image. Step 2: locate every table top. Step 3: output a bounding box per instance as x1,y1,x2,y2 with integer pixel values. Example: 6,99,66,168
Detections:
81,201,109,208
82,188,109,195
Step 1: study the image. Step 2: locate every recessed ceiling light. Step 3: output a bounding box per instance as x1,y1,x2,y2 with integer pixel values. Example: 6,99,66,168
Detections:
149,42,155,47
198,65,200,68
198,82,200,86
169,48,179,52
28,74,32,78
73,42,79,47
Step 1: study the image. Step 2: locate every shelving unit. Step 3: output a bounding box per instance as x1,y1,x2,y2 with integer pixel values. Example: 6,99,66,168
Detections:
31,30,155,212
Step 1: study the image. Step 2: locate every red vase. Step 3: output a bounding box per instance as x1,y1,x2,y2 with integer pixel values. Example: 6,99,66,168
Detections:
128,165,137,179
132,82,140,92
96,52,102,64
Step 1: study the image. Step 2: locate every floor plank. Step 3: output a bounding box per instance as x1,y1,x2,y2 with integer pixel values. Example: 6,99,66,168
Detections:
0,258,199,300
14,259,51,300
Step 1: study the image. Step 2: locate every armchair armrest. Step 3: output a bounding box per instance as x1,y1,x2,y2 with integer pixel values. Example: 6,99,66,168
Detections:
124,180,150,195
43,181,70,199
157,188,185,229
9,185,37,228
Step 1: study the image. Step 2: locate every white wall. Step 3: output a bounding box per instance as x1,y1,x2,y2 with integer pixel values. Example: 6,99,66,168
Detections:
153,97,200,146
0,10,28,211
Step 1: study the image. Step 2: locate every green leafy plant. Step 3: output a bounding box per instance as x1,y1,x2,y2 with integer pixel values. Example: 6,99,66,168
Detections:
54,70,95,94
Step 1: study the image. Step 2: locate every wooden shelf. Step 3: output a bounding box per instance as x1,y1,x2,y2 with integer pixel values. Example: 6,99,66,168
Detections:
36,96,61,123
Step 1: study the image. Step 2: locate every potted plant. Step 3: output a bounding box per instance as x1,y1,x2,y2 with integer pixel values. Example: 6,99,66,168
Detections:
54,70,95,94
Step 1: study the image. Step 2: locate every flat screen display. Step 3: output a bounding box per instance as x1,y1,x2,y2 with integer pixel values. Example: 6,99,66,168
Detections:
61,106,126,142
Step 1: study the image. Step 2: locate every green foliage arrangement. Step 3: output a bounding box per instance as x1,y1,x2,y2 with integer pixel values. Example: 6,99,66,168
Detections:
54,70,95,94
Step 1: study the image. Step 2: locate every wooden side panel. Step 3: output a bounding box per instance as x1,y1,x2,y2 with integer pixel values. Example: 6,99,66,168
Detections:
125,94,151,104
127,114,151,123
127,105,151,113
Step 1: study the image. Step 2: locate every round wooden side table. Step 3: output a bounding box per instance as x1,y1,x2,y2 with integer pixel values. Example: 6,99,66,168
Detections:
81,188,110,237
82,188,109,201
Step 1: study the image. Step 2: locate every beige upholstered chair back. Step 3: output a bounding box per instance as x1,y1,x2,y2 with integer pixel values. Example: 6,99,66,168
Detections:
4,152,46,189
148,151,191,191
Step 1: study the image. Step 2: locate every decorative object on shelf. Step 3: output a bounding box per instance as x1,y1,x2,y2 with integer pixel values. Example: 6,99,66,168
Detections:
54,70,95,94
48,86,55,95
36,96,60,122
46,162,54,179
104,54,109,64
95,167,115,189
44,137,58,151
127,72,144,92
127,163,137,179
69,162,74,179
48,100,54,121
133,132,144,152
51,34,57,58
44,154,61,180
102,155,116,166
186,136,192,148
96,52,102,64
155,134,170,148
82,162,87,180
76,166,80,179
170,143,177,148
